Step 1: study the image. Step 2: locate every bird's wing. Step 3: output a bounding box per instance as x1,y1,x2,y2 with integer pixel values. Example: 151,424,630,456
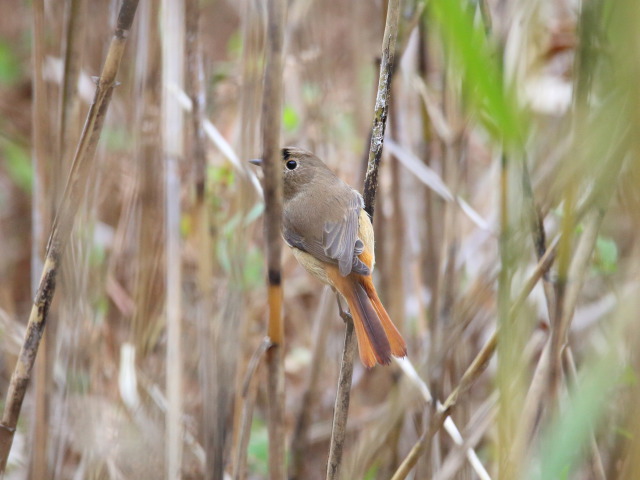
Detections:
283,190,370,277
322,192,370,276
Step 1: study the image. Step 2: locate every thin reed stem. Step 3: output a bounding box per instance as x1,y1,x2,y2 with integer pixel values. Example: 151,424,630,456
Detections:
326,0,401,478
161,0,186,476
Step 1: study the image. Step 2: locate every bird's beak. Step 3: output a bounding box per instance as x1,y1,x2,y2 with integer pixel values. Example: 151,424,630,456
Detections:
249,158,263,167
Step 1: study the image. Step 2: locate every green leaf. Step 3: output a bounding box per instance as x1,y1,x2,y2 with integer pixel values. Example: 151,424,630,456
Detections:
0,39,21,85
594,236,618,274
243,246,264,288
222,212,243,237
427,0,525,146
102,125,133,152
208,164,234,186
243,202,265,226
363,462,380,480
302,83,321,103
226,30,243,59
216,238,231,273
283,105,300,133
90,243,107,267
248,417,269,475
615,425,634,440
3,141,32,193
180,215,192,237
619,364,638,387
537,351,617,479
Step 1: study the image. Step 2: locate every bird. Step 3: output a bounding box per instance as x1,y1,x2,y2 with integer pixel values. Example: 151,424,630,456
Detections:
251,147,407,368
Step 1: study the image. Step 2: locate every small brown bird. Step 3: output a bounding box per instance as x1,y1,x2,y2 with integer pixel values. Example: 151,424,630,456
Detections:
251,147,407,368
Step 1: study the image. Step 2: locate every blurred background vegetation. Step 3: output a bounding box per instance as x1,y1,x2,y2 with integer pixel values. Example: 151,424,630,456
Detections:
1,0,640,478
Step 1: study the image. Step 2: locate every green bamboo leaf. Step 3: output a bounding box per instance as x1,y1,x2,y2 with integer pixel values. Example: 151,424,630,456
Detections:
537,353,617,479
427,0,525,146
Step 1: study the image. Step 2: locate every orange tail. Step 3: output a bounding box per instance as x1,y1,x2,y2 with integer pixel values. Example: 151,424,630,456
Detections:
333,273,407,368
360,276,407,359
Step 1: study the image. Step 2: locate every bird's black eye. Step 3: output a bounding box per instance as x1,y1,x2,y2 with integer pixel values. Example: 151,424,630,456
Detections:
286,160,297,170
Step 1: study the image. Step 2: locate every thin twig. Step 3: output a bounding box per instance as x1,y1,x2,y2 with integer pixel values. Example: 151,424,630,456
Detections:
243,337,273,395
326,1,401,479
362,0,401,220
326,318,358,480
0,0,140,472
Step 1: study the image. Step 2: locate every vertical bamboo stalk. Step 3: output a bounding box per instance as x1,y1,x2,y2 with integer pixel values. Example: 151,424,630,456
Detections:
261,0,287,478
161,0,185,477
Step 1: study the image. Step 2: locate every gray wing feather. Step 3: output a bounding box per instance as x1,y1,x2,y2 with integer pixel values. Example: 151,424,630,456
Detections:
351,238,370,275
284,190,370,277
322,192,363,276
283,229,306,251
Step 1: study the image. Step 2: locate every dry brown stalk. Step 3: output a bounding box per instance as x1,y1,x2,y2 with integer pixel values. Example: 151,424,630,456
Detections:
0,0,140,473
326,1,401,479
260,0,287,478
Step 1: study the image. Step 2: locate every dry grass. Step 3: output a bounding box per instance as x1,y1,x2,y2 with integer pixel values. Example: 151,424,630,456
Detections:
1,0,640,478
